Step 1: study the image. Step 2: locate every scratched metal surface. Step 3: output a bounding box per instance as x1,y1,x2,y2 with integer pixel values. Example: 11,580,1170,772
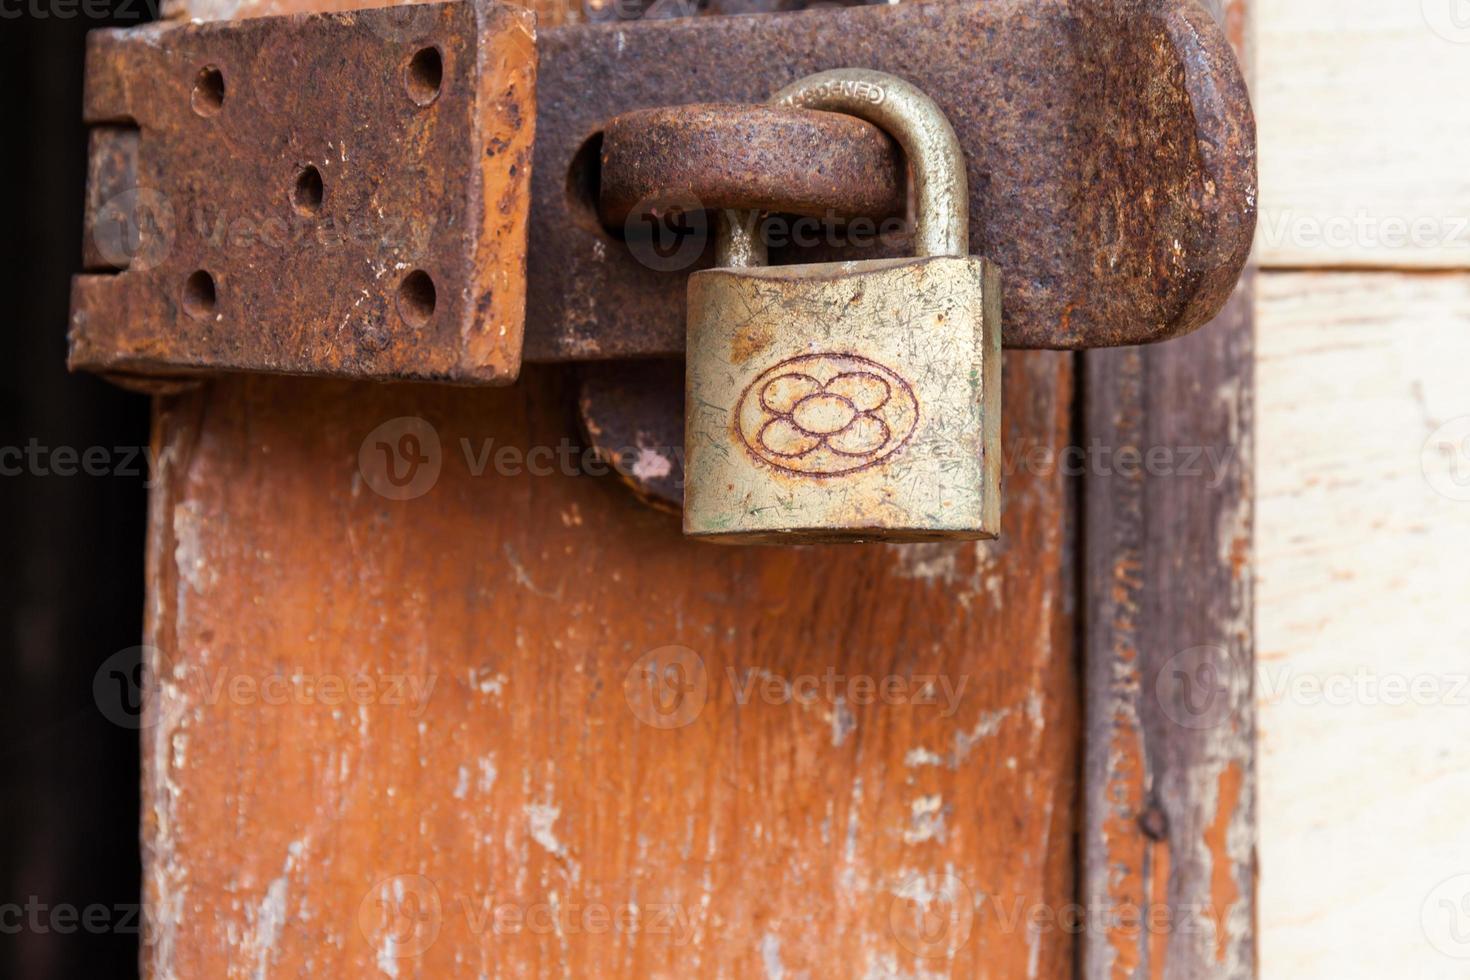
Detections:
683,256,1002,542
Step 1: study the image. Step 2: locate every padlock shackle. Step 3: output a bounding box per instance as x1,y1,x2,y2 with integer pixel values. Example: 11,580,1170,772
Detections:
715,209,769,269
718,69,969,264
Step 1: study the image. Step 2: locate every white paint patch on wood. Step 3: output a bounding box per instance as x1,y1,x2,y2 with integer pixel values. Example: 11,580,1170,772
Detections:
1257,1,1470,268
1257,272,1470,979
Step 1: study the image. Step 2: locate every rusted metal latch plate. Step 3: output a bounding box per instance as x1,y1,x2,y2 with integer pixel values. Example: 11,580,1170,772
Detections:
70,0,1254,381
532,0,1253,356
71,0,536,384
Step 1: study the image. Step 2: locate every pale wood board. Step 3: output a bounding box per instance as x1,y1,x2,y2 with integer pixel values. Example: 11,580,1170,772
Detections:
1255,271,1470,978
1256,0,1470,268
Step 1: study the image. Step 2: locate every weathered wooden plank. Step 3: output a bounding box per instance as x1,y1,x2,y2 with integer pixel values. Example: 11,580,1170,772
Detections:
140,357,1079,977
1081,275,1255,980
1256,0,1470,268
1255,271,1470,980
1081,3,1254,975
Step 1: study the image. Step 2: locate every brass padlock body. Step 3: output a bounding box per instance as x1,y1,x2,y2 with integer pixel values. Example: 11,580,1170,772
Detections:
682,68,1002,544
684,254,1001,543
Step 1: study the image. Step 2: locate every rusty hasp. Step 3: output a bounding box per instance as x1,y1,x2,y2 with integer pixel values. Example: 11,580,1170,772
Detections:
597,104,904,228
70,0,536,383
68,0,1255,384
577,360,686,512
530,0,1255,357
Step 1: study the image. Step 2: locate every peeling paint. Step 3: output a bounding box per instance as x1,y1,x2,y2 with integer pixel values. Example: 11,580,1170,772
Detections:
760,932,785,980
903,795,948,844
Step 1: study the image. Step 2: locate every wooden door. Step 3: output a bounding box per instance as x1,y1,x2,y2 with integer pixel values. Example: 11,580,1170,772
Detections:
129,0,1251,977
142,367,1077,978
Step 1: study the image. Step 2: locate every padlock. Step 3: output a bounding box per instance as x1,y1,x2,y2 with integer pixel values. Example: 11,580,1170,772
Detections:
683,68,1002,544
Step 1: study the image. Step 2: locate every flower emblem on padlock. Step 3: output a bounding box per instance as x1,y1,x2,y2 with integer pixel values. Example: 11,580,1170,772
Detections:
736,353,919,476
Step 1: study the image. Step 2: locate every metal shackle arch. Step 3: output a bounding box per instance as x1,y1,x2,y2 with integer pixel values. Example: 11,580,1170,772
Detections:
717,68,970,266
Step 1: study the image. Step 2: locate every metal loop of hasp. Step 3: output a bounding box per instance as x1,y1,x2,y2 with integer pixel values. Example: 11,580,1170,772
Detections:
716,68,970,268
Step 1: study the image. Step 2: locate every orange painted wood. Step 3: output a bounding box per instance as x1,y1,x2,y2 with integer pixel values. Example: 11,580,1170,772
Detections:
140,357,1078,976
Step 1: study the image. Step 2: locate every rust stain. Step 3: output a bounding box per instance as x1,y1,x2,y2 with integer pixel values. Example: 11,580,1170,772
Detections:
1101,706,1147,980
600,104,903,226
1228,533,1249,582
1223,0,1248,57
1147,834,1171,980
728,322,774,366
76,0,1256,386
525,0,1256,360
1205,761,1245,964
464,7,537,379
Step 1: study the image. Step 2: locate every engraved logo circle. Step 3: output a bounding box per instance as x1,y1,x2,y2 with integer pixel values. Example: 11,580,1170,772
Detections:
736,353,918,476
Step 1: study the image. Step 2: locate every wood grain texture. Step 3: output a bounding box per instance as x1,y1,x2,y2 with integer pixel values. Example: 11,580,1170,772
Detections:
1081,3,1255,976
1256,0,1470,268
1255,272,1470,980
1080,280,1255,980
139,356,1078,978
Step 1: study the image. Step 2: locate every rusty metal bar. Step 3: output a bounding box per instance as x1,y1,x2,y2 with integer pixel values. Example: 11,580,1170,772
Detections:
597,104,904,227
527,0,1255,357
69,0,1255,383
